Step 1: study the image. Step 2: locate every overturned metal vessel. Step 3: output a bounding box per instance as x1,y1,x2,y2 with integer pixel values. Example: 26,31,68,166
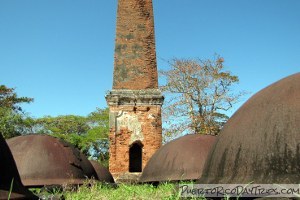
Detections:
199,73,300,184
89,160,115,183
0,133,38,200
7,134,97,187
139,134,216,183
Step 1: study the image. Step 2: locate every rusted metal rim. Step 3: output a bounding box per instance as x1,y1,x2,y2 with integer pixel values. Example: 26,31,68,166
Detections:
7,134,97,187
89,160,115,183
139,134,216,183
0,133,38,200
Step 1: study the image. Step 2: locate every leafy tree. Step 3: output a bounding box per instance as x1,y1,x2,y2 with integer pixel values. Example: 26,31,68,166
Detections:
86,108,109,164
35,115,90,135
160,55,244,141
0,85,33,138
0,108,22,138
35,108,110,165
0,84,109,165
0,85,33,112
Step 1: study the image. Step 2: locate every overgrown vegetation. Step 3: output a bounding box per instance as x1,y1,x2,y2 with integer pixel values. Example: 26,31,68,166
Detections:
65,183,179,200
31,182,194,200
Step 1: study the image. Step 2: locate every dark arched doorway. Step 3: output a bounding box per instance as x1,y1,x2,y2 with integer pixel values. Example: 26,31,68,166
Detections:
129,142,142,172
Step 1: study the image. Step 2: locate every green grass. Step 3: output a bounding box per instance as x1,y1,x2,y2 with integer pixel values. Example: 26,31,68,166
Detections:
31,181,210,200
64,182,179,200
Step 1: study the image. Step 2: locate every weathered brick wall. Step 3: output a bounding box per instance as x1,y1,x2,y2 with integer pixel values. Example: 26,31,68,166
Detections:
107,0,163,178
113,0,158,90
108,105,162,175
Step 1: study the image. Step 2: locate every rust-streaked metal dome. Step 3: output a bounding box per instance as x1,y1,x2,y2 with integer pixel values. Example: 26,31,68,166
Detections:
89,160,115,183
199,73,300,184
7,134,97,187
0,133,38,200
139,134,216,182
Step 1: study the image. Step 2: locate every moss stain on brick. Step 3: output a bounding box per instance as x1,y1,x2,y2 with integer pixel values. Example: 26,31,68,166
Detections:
114,63,129,84
137,24,146,30
115,44,127,55
125,33,134,40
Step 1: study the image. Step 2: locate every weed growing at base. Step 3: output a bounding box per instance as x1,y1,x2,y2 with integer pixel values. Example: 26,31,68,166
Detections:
31,181,209,200
64,182,179,200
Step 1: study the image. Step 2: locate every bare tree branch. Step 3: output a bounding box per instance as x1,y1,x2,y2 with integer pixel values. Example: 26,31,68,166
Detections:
160,55,245,140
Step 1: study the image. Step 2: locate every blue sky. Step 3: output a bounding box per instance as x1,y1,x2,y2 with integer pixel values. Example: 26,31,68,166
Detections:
0,0,299,118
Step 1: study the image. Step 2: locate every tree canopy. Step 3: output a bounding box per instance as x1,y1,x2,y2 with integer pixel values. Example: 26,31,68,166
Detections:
34,108,110,165
0,85,34,138
0,84,109,164
0,85,33,112
160,55,244,141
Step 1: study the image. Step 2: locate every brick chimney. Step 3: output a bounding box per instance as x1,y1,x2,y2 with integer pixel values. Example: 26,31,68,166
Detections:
106,0,164,180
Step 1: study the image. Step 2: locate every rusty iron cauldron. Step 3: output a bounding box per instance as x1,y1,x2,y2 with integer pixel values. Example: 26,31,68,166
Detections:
7,134,97,187
89,160,115,183
139,134,216,183
199,73,300,184
0,133,38,200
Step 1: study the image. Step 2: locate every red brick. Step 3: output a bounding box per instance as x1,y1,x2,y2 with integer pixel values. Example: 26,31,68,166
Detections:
107,0,163,179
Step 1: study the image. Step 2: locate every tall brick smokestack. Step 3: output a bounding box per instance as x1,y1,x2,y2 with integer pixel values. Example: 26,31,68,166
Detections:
113,0,158,90
106,0,163,181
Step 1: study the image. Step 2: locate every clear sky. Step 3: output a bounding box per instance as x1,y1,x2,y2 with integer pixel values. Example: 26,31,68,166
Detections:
0,0,299,118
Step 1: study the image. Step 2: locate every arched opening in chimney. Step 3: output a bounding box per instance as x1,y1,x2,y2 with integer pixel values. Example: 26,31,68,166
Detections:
129,141,143,172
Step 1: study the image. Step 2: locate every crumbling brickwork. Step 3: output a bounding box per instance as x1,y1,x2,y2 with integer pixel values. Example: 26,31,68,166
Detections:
113,0,158,90
108,104,162,174
106,89,163,178
107,0,163,180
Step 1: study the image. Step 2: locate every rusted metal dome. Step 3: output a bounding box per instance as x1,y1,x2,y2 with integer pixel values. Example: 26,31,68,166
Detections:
199,73,300,184
0,133,38,200
89,160,115,183
7,134,97,187
139,134,216,182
